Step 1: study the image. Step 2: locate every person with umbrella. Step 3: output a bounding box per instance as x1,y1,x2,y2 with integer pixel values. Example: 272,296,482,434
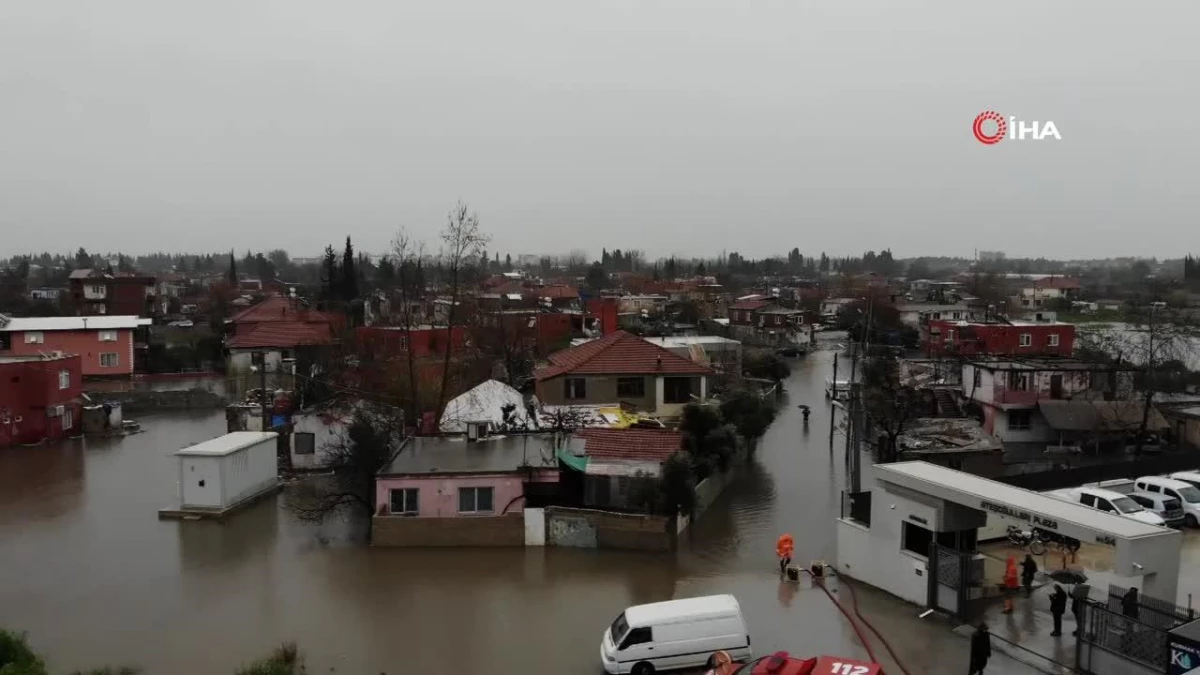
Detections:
1071,582,1090,636
1049,584,1068,636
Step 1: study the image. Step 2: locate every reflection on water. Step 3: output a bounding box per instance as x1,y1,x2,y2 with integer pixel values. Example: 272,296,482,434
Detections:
0,349,938,675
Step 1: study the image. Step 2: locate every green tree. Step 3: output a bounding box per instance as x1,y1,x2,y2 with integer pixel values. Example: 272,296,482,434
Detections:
0,630,46,675
658,453,696,516
719,392,778,442
227,250,238,284
585,262,609,290
74,247,92,269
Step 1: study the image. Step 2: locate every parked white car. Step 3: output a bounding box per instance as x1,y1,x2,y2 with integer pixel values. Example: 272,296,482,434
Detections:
1047,486,1167,527
1138,476,1200,527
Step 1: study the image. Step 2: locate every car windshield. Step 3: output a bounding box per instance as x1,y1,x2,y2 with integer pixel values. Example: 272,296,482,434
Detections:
609,612,630,646
1177,486,1200,503
1112,497,1143,514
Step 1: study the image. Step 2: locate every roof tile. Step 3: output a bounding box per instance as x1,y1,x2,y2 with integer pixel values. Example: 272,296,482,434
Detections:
535,331,713,380
577,428,682,462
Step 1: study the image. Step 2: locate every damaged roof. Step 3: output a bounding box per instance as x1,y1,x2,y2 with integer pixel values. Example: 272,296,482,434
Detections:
898,418,1002,455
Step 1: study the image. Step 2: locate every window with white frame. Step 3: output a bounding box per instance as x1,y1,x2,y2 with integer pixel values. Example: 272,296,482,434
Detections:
25,331,44,344
564,378,587,400
458,486,495,514
98,330,118,342
1047,333,1060,347
58,370,70,389
389,488,419,515
99,352,119,368
1019,333,1032,347
61,407,73,431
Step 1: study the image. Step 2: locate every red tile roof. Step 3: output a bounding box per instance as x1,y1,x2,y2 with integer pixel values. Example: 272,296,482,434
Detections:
577,428,682,462
226,321,334,349
535,331,713,380
535,285,579,300
730,300,771,311
1032,276,1081,290
229,296,339,325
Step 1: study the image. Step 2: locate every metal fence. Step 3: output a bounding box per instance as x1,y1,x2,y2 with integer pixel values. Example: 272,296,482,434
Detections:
1078,600,1169,671
1107,584,1195,631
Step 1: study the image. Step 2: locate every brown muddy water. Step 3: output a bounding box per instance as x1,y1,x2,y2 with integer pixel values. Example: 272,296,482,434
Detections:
0,346,1028,674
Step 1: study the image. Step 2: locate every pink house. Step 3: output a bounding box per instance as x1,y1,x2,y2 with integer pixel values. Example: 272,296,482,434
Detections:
0,314,151,377
374,434,559,518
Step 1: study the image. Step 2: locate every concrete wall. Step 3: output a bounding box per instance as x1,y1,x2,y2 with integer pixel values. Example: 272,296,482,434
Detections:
372,512,525,547
90,387,225,414
992,406,1054,444
836,483,940,607
545,506,674,552
538,374,655,409
524,507,546,545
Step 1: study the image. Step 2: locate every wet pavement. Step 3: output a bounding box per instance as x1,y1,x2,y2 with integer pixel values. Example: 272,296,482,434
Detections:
0,344,1033,674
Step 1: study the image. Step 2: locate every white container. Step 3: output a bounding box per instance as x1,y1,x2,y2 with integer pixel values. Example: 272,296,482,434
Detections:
175,431,278,509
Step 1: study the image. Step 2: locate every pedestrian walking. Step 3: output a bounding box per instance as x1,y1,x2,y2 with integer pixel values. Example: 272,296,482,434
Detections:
1049,584,1068,636
1002,556,1019,613
1122,587,1141,620
1020,554,1038,596
1071,583,1089,637
969,623,991,675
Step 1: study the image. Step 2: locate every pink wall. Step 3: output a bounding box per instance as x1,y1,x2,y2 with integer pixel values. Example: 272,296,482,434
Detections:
375,470,557,518
2,328,135,376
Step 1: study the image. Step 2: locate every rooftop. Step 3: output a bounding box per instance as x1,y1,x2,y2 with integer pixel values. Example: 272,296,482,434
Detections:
1039,400,1168,432
535,330,713,380
875,461,1169,539
897,418,1002,455
575,428,682,462
228,296,339,325
379,434,557,475
226,321,334,349
729,299,771,311
0,314,152,332
624,595,741,626
175,431,278,457
965,356,1134,371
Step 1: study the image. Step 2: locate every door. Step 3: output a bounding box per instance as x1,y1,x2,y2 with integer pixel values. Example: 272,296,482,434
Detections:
1050,375,1064,399
181,458,221,507
617,627,654,673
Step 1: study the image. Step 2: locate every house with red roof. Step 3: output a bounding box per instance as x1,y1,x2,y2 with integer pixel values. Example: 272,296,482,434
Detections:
556,428,683,511
1017,275,1082,309
535,331,713,417
225,296,342,385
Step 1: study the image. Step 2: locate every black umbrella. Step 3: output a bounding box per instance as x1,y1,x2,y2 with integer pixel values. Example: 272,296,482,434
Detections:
1048,569,1089,585
797,404,811,411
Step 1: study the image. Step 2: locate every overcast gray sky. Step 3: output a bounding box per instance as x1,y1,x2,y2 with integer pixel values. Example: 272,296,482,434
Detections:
1,1,1196,261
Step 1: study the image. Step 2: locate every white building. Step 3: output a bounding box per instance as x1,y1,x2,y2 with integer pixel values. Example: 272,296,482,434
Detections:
172,431,278,511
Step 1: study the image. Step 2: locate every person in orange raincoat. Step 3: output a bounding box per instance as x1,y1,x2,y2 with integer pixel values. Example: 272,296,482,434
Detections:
1002,556,1019,613
776,534,795,575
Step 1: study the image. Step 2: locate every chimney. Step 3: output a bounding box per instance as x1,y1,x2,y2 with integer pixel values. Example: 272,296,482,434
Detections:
656,355,662,370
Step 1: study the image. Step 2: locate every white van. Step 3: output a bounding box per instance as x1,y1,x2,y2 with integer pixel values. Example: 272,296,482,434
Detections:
600,594,751,675
1139,476,1200,527
1048,487,1166,527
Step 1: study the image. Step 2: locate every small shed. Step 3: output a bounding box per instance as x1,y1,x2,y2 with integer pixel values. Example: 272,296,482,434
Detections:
174,431,279,510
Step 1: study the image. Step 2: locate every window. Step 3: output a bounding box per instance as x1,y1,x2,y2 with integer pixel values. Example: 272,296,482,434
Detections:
458,486,494,513
663,377,694,404
61,407,73,431
98,330,118,342
617,377,645,398
1080,494,1096,508
1112,498,1144,514
99,352,119,368
610,613,630,646
1096,498,1114,512
1007,410,1032,430
58,370,70,389
1007,371,1030,391
564,378,587,400
1019,333,1032,347
1176,486,1200,503
25,331,44,344
620,627,653,651
901,521,933,558
1047,333,1060,347
952,312,962,320
389,488,419,515
946,329,955,343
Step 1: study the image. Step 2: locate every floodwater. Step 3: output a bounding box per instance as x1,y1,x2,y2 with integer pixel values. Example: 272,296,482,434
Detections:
0,344,1029,675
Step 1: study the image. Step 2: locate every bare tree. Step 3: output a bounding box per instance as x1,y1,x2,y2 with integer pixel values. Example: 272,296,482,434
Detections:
860,350,922,463
563,249,588,275
286,402,404,535
435,202,489,417
390,227,426,424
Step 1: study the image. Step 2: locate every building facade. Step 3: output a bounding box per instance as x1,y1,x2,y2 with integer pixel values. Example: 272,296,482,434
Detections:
0,353,83,447
925,320,1076,357
0,315,150,377
68,269,156,316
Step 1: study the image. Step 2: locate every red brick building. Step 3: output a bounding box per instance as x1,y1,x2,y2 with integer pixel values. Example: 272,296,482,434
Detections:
924,319,1076,357
68,269,156,317
0,314,150,377
0,353,83,447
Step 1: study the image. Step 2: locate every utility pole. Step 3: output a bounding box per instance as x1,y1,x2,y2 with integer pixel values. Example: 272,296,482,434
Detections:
828,353,839,449
257,351,270,431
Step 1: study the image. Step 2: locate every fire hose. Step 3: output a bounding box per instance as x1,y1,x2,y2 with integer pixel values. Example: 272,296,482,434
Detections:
801,566,914,675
